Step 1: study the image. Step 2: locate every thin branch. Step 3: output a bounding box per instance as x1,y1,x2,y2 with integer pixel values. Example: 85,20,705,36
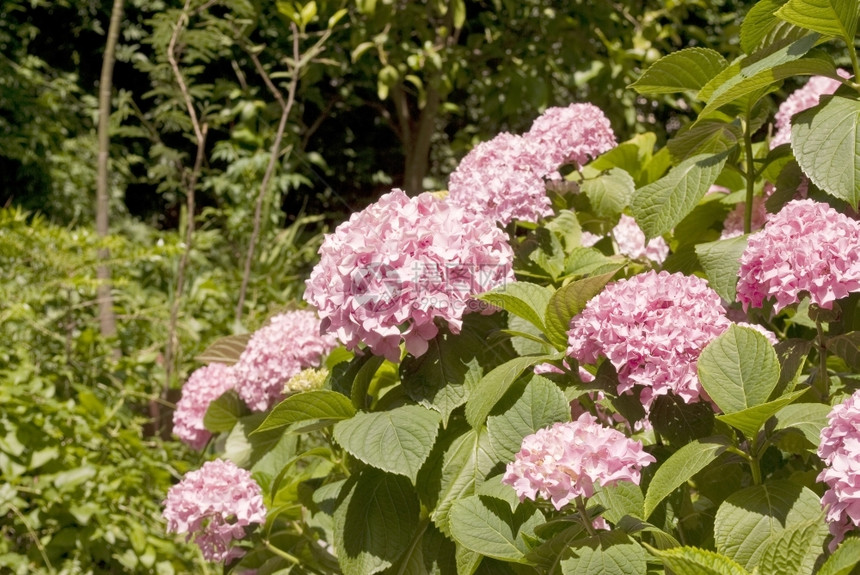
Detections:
235,22,301,323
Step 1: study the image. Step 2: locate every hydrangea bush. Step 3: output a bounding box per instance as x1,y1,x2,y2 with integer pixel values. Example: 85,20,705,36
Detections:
163,3,860,574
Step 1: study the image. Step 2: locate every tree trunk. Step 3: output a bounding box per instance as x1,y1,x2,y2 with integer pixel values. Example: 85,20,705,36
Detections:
95,0,125,347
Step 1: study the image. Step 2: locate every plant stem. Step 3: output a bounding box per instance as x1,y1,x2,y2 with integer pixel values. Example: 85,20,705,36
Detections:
265,541,301,565
816,318,829,401
575,495,597,536
743,110,756,234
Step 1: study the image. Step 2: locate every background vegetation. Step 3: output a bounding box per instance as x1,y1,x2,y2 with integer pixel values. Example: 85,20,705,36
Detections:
0,0,757,572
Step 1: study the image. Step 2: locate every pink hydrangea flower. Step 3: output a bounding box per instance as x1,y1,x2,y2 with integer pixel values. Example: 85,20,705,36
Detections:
567,271,732,411
818,391,860,549
771,73,847,149
163,459,266,563
304,189,515,362
524,103,617,176
233,310,337,412
502,413,655,510
173,363,237,450
448,132,555,225
737,199,860,313
611,214,669,264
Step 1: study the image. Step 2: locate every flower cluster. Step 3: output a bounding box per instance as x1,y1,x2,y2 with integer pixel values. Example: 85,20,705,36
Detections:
567,271,732,411
284,367,328,394
525,103,617,174
304,189,515,362
447,133,555,225
611,214,669,264
233,310,337,412
173,363,237,450
163,459,266,563
502,413,655,510
818,391,860,548
736,199,860,313
771,73,846,148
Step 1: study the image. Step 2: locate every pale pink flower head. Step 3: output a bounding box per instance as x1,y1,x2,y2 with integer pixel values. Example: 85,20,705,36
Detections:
771,73,847,149
163,459,266,563
448,132,555,225
304,190,515,362
233,310,337,412
612,214,669,264
173,363,237,450
502,413,655,510
525,103,617,175
567,271,732,411
818,391,860,549
736,199,860,313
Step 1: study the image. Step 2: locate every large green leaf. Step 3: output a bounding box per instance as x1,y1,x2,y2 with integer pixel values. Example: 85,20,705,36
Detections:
580,168,635,218
716,388,808,438
629,48,727,95
477,282,553,333
776,0,859,44
486,375,570,462
695,235,749,303
333,470,420,575
818,537,860,575
740,0,790,53
643,438,729,519
649,546,752,575
667,120,743,164
465,355,556,428
203,389,247,433
333,405,441,483
698,325,781,414
713,480,823,570
449,495,544,562
828,331,860,370
194,333,251,365
773,402,832,449
429,427,497,536
388,520,457,575
591,482,644,524
793,94,860,208
560,531,648,575
630,152,728,240
544,271,617,350
757,518,828,575
254,390,355,433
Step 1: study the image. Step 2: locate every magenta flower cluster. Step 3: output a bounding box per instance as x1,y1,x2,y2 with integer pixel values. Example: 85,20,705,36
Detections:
447,103,616,225
233,310,338,412
304,189,514,362
163,459,266,563
771,74,845,149
502,413,655,510
818,391,860,549
173,362,237,450
567,271,732,411
737,199,860,313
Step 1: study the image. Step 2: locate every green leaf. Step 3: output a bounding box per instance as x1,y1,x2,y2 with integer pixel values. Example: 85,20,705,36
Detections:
615,516,680,549
194,333,250,365
695,235,749,303
389,521,457,575
560,530,648,575
223,414,285,468
643,438,729,519
449,496,544,562
793,94,860,208
667,120,743,164
698,325,781,414
629,48,727,95
716,388,808,438
580,168,635,218
587,133,657,186
818,536,860,575
486,375,570,462
649,546,752,575
740,0,790,53
776,0,859,43
351,354,386,409
758,518,828,575
333,405,442,483
334,469,420,575
772,402,832,447
477,282,553,333
430,427,497,536
699,50,835,117
203,389,247,433
773,338,814,396
591,482,644,524
828,331,860,370
713,480,823,570
630,152,728,240
254,390,355,433
544,271,617,350
465,355,555,427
